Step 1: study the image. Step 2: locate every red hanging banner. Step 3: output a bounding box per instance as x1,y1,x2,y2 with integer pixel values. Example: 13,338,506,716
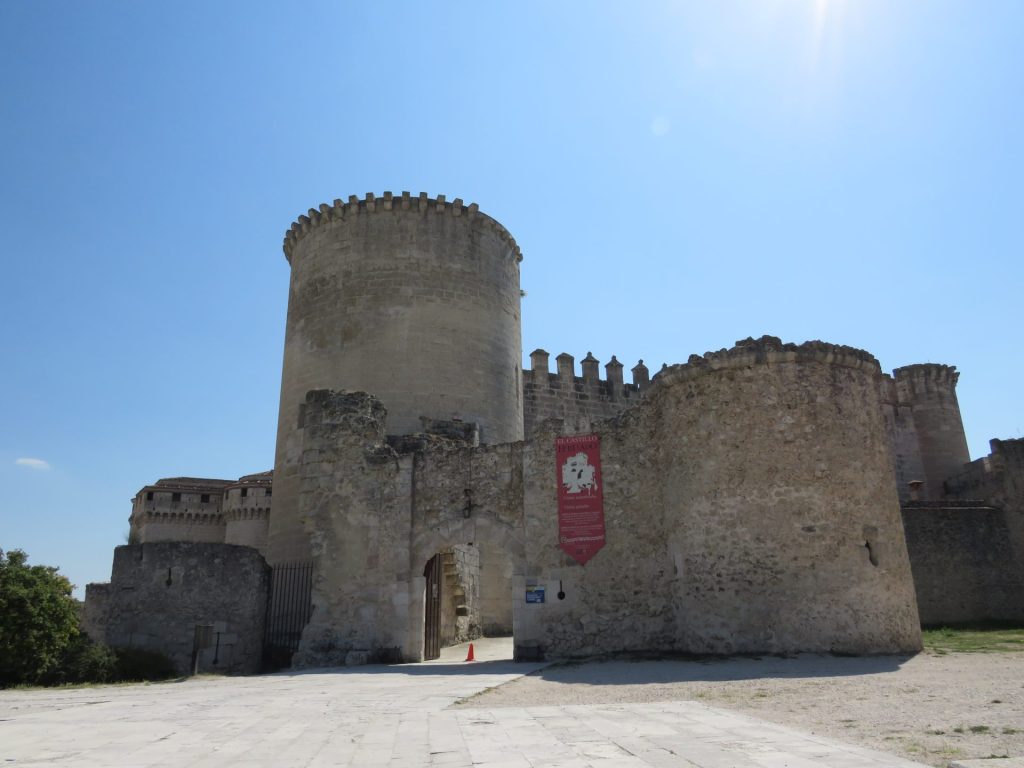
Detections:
555,434,606,565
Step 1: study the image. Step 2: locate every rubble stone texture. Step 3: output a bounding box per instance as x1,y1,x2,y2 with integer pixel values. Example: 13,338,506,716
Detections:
84,542,269,675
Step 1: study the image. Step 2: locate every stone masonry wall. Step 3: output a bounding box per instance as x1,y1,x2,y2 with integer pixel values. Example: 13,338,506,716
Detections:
293,390,523,665
879,375,927,502
905,437,1024,624
85,542,269,675
294,337,922,665
522,350,648,437
515,337,922,658
440,545,481,646
902,501,1024,624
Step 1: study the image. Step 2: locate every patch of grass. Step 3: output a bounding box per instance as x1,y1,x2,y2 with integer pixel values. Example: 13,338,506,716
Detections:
1003,727,1021,735
921,625,1024,654
925,729,946,735
969,725,991,734
953,727,965,734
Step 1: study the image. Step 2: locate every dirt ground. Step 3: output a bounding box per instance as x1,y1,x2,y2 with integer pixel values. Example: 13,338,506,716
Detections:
457,650,1024,767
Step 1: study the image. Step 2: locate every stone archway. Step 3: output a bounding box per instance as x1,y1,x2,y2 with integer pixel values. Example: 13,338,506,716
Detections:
410,516,525,661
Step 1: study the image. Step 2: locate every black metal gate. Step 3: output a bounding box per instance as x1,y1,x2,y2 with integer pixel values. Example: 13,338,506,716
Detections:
263,561,313,670
423,554,441,661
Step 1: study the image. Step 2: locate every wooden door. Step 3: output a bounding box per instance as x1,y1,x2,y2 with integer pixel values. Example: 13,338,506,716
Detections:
423,554,441,661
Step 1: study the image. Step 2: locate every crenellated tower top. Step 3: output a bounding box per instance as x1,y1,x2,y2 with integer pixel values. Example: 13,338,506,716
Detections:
282,192,522,264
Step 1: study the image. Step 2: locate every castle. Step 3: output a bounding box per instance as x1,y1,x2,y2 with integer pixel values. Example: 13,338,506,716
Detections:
83,193,1024,674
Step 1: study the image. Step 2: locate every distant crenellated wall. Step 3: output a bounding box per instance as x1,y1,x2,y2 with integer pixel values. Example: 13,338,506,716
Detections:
223,472,273,555
129,474,272,553
522,349,651,436
129,478,229,545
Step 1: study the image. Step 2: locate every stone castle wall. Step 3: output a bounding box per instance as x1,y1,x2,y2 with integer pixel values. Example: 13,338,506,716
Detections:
291,390,523,666
85,543,270,675
271,192,524,565
291,338,922,666
522,350,648,436
903,438,1024,625
902,501,1024,625
517,337,921,658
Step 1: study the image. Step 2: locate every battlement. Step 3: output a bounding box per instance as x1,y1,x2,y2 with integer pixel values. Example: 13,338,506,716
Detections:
522,349,650,435
524,349,650,394
892,363,960,398
282,192,522,264
655,336,881,389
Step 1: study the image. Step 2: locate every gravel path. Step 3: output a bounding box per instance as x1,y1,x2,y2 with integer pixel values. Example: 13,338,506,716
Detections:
456,651,1024,767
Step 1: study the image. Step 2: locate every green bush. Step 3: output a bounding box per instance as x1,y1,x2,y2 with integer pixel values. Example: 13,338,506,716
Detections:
0,549,80,687
113,647,178,681
38,634,118,686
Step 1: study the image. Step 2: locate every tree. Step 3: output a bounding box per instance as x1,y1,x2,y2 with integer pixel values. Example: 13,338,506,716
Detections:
0,549,80,686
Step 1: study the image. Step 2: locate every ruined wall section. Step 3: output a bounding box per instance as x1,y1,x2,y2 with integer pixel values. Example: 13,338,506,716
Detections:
522,350,649,436
85,543,269,675
893,364,971,499
291,390,413,666
293,389,525,666
516,337,922,658
945,438,1024,514
272,192,523,565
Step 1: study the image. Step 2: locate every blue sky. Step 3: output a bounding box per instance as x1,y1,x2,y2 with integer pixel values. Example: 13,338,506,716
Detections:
2,1,1021,596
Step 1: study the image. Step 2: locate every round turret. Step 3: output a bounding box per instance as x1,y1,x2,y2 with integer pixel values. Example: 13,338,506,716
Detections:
269,192,524,563
650,337,921,654
223,471,272,555
893,364,970,499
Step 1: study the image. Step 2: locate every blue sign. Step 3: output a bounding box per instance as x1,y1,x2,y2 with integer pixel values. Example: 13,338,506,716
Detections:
525,585,545,604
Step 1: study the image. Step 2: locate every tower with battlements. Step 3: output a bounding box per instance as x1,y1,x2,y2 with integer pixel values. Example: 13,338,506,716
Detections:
270,193,525,563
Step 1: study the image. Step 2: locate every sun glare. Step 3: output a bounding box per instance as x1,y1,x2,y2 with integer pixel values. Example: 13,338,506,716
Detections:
810,0,850,68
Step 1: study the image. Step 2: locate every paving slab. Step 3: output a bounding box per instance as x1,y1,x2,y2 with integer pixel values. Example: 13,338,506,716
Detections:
1,639,929,767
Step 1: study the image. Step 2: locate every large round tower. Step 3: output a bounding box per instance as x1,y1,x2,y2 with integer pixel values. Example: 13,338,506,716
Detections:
269,192,524,563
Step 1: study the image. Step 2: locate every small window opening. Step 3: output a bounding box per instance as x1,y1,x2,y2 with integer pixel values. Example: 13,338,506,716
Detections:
171,492,181,502
146,491,154,501
200,494,210,503
241,488,248,497
265,488,272,497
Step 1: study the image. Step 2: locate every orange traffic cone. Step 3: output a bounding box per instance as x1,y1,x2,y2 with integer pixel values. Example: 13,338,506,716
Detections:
465,642,475,662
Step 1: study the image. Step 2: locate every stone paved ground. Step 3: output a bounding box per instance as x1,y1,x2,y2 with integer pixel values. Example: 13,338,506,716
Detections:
0,639,928,768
